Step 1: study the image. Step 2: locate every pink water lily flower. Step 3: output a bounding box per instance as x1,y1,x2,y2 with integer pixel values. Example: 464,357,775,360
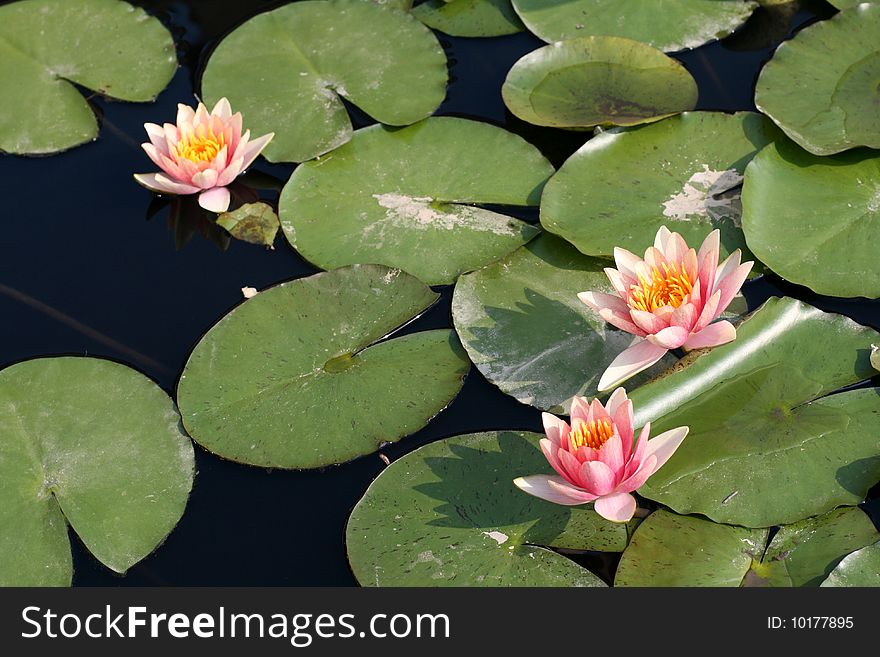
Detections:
133,98,273,213
579,226,752,391
514,389,688,523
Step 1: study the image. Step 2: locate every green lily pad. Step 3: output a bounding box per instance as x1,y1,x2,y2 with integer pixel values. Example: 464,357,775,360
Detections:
615,510,768,587
413,0,524,37
751,507,879,587
511,0,757,51
0,357,194,586
177,265,470,469
216,202,280,248
501,37,698,129
200,0,447,163
279,118,552,286
616,507,876,587
347,431,629,586
742,139,880,298
872,345,880,372
541,111,780,264
755,3,880,155
0,0,176,155
630,297,880,528
452,234,676,412
821,541,880,587
827,0,860,7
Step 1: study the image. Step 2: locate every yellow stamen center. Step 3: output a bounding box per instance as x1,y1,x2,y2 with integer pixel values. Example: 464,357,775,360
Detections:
175,129,225,163
628,262,694,312
568,418,615,451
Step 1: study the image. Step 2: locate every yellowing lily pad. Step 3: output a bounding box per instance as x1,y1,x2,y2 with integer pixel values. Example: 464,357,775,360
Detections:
511,0,757,51
279,118,553,286
0,358,194,586
0,0,177,155
502,37,698,129
413,0,524,37
177,265,470,469
347,431,629,586
755,3,880,155
216,202,280,247
541,111,780,264
742,138,880,298
200,0,447,163
452,234,676,412
631,297,880,528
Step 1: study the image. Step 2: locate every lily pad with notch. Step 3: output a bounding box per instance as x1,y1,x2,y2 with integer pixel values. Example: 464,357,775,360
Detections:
200,0,448,163
540,111,780,264
346,431,630,586
0,357,194,586
0,0,177,155
452,234,676,412
629,297,880,528
176,265,470,469
279,117,553,286
412,0,524,38
501,37,698,129
755,3,880,155
510,0,758,51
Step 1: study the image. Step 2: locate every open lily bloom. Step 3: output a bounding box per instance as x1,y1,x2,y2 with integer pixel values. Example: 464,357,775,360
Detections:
133,98,274,213
579,227,752,391
514,389,688,523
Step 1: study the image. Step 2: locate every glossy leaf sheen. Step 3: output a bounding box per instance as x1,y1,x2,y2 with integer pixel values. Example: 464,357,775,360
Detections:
177,265,470,469
0,0,176,155
201,0,447,163
0,358,194,585
821,541,880,587
279,118,552,285
755,4,880,155
631,297,880,527
413,0,524,37
742,139,880,298
347,431,628,586
511,0,757,51
452,234,676,412
541,111,779,263
502,37,698,129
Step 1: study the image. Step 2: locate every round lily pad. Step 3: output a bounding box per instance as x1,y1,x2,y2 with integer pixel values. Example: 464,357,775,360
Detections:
630,297,880,528
501,37,698,129
541,111,780,263
0,0,177,155
511,0,757,51
0,357,194,586
346,431,628,586
616,507,875,587
279,118,553,286
821,541,880,587
452,234,676,412
413,0,524,37
615,510,767,587
742,138,880,298
177,265,470,469
200,0,447,163
755,3,880,155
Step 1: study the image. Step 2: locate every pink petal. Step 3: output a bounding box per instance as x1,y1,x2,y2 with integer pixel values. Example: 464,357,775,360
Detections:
716,262,753,313
598,433,625,477
604,387,629,418
593,492,637,523
613,398,635,461
144,123,171,156
616,454,658,492
697,229,720,295
604,268,633,298
193,102,210,128
643,246,668,271
569,396,590,424
645,426,689,472
211,97,232,119
663,230,688,264
216,157,245,187
133,172,200,195
598,307,647,337
630,309,669,334
646,325,689,349
514,475,596,506
670,303,698,332
163,122,180,146
557,448,583,483
578,290,631,317
589,398,612,424
613,247,643,281
597,340,669,391
682,248,699,285
579,461,617,496
682,320,736,350
191,168,219,190
176,103,195,128
230,128,251,162
653,226,671,251
712,250,741,294
540,438,566,477
576,445,601,462
692,290,722,334
238,133,274,171
198,186,231,213
541,413,570,448
142,142,171,172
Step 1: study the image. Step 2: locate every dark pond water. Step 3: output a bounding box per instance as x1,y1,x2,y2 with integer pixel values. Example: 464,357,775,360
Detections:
1,0,878,585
